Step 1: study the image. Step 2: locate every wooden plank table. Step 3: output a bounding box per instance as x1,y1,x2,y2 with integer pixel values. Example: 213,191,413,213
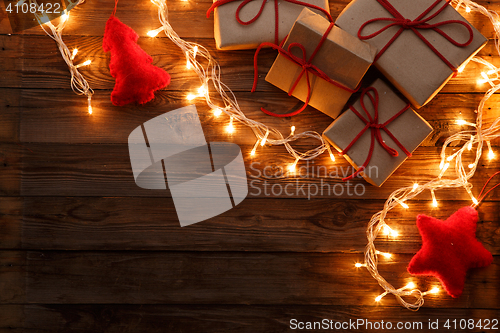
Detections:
0,0,499,331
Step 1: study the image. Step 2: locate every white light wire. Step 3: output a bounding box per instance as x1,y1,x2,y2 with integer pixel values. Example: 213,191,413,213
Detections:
150,0,329,163
31,0,94,113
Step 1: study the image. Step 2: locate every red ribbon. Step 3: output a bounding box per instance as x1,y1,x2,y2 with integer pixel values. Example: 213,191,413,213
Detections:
207,0,333,45
358,0,473,72
341,87,412,182
251,22,360,117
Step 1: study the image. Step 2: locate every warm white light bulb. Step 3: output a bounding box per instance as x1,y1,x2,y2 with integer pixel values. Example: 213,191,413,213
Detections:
412,183,419,191
468,163,475,169
147,30,159,37
61,12,69,22
186,93,196,101
355,263,363,268
71,48,78,60
197,85,207,96
465,6,471,12
227,118,234,133
290,125,295,135
375,295,383,302
487,69,496,75
456,119,467,126
288,159,299,172
193,46,198,59
488,149,495,160
329,153,335,162
429,287,439,294
213,108,222,117
381,252,392,258
406,282,416,289
88,105,93,115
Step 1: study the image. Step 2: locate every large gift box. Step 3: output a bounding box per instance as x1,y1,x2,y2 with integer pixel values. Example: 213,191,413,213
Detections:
262,8,377,119
335,0,488,109
207,0,330,50
323,79,433,186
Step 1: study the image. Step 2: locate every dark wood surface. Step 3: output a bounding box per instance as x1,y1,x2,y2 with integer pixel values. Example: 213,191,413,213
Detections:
1,0,499,331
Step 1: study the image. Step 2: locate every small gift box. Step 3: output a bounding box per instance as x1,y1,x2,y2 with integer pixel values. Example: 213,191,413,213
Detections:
323,79,433,186
207,0,330,50
335,0,488,108
259,8,377,119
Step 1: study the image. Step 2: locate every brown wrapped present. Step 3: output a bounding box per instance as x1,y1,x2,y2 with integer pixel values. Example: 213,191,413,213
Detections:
256,8,377,119
335,0,488,109
206,0,330,50
323,79,433,186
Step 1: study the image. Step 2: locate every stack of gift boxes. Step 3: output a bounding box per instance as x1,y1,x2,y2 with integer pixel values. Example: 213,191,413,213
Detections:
207,0,487,186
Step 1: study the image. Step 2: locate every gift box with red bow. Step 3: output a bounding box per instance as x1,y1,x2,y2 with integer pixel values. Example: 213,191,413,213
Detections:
254,8,377,119
335,0,487,108
323,79,433,186
206,0,330,50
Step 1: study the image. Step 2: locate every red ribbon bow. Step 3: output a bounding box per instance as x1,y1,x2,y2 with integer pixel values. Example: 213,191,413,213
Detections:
252,23,360,117
341,87,411,181
207,0,333,45
358,0,473,72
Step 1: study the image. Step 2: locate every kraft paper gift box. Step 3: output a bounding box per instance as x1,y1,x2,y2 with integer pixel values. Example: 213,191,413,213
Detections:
207,0,330,50
335,0,488,109
322,79,433,187
263,8,377,119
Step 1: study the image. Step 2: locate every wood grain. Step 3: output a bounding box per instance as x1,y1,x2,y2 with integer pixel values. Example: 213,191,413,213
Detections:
16,197,500,254
7,250,496,308
0,304,497,332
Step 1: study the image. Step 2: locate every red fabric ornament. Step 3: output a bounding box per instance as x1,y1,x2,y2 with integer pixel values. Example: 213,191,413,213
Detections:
103,15,171,106
407,206,493,298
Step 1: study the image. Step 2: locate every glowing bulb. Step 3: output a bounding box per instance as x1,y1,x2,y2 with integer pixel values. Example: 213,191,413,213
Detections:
193,46,198,59
198,85,207,96
71,48,78,61
487,141,495,160
147,29,161,37
487,69,496,75
260,130,269,146
465,6,471,12
468,163,475,169
186,93,196,101
406,282,416,289
290,125,295,136
457,65,465,73
412,183,419,191
250,142,258,156
60,11,69,22
329,153,335,162
355,263,363,268
390,230,399,237
488,149,495,160
379,251,392,259
288,159,299,172
375,292,387,302
456,119,467,126
87,96,92,115
213,108,222,117
431,190,438,207
395,198,409,209
186,61,192,70
226,117,234,133
439,160,444,170
76,60,92,68
429,287,439,294
446,155,454,162
468,136,474,150
443,163,450,172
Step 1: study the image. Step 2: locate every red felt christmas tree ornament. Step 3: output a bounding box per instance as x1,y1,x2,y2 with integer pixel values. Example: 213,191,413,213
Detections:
103,0,170,106
407,171,500,298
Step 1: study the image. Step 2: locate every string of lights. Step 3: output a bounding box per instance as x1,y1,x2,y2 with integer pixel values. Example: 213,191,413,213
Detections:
148,0,334,170
32,0,94,114
148,0,499,310
359,0,500,310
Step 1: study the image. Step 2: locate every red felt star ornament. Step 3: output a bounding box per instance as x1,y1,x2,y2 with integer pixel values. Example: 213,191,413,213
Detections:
407,206,493,298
